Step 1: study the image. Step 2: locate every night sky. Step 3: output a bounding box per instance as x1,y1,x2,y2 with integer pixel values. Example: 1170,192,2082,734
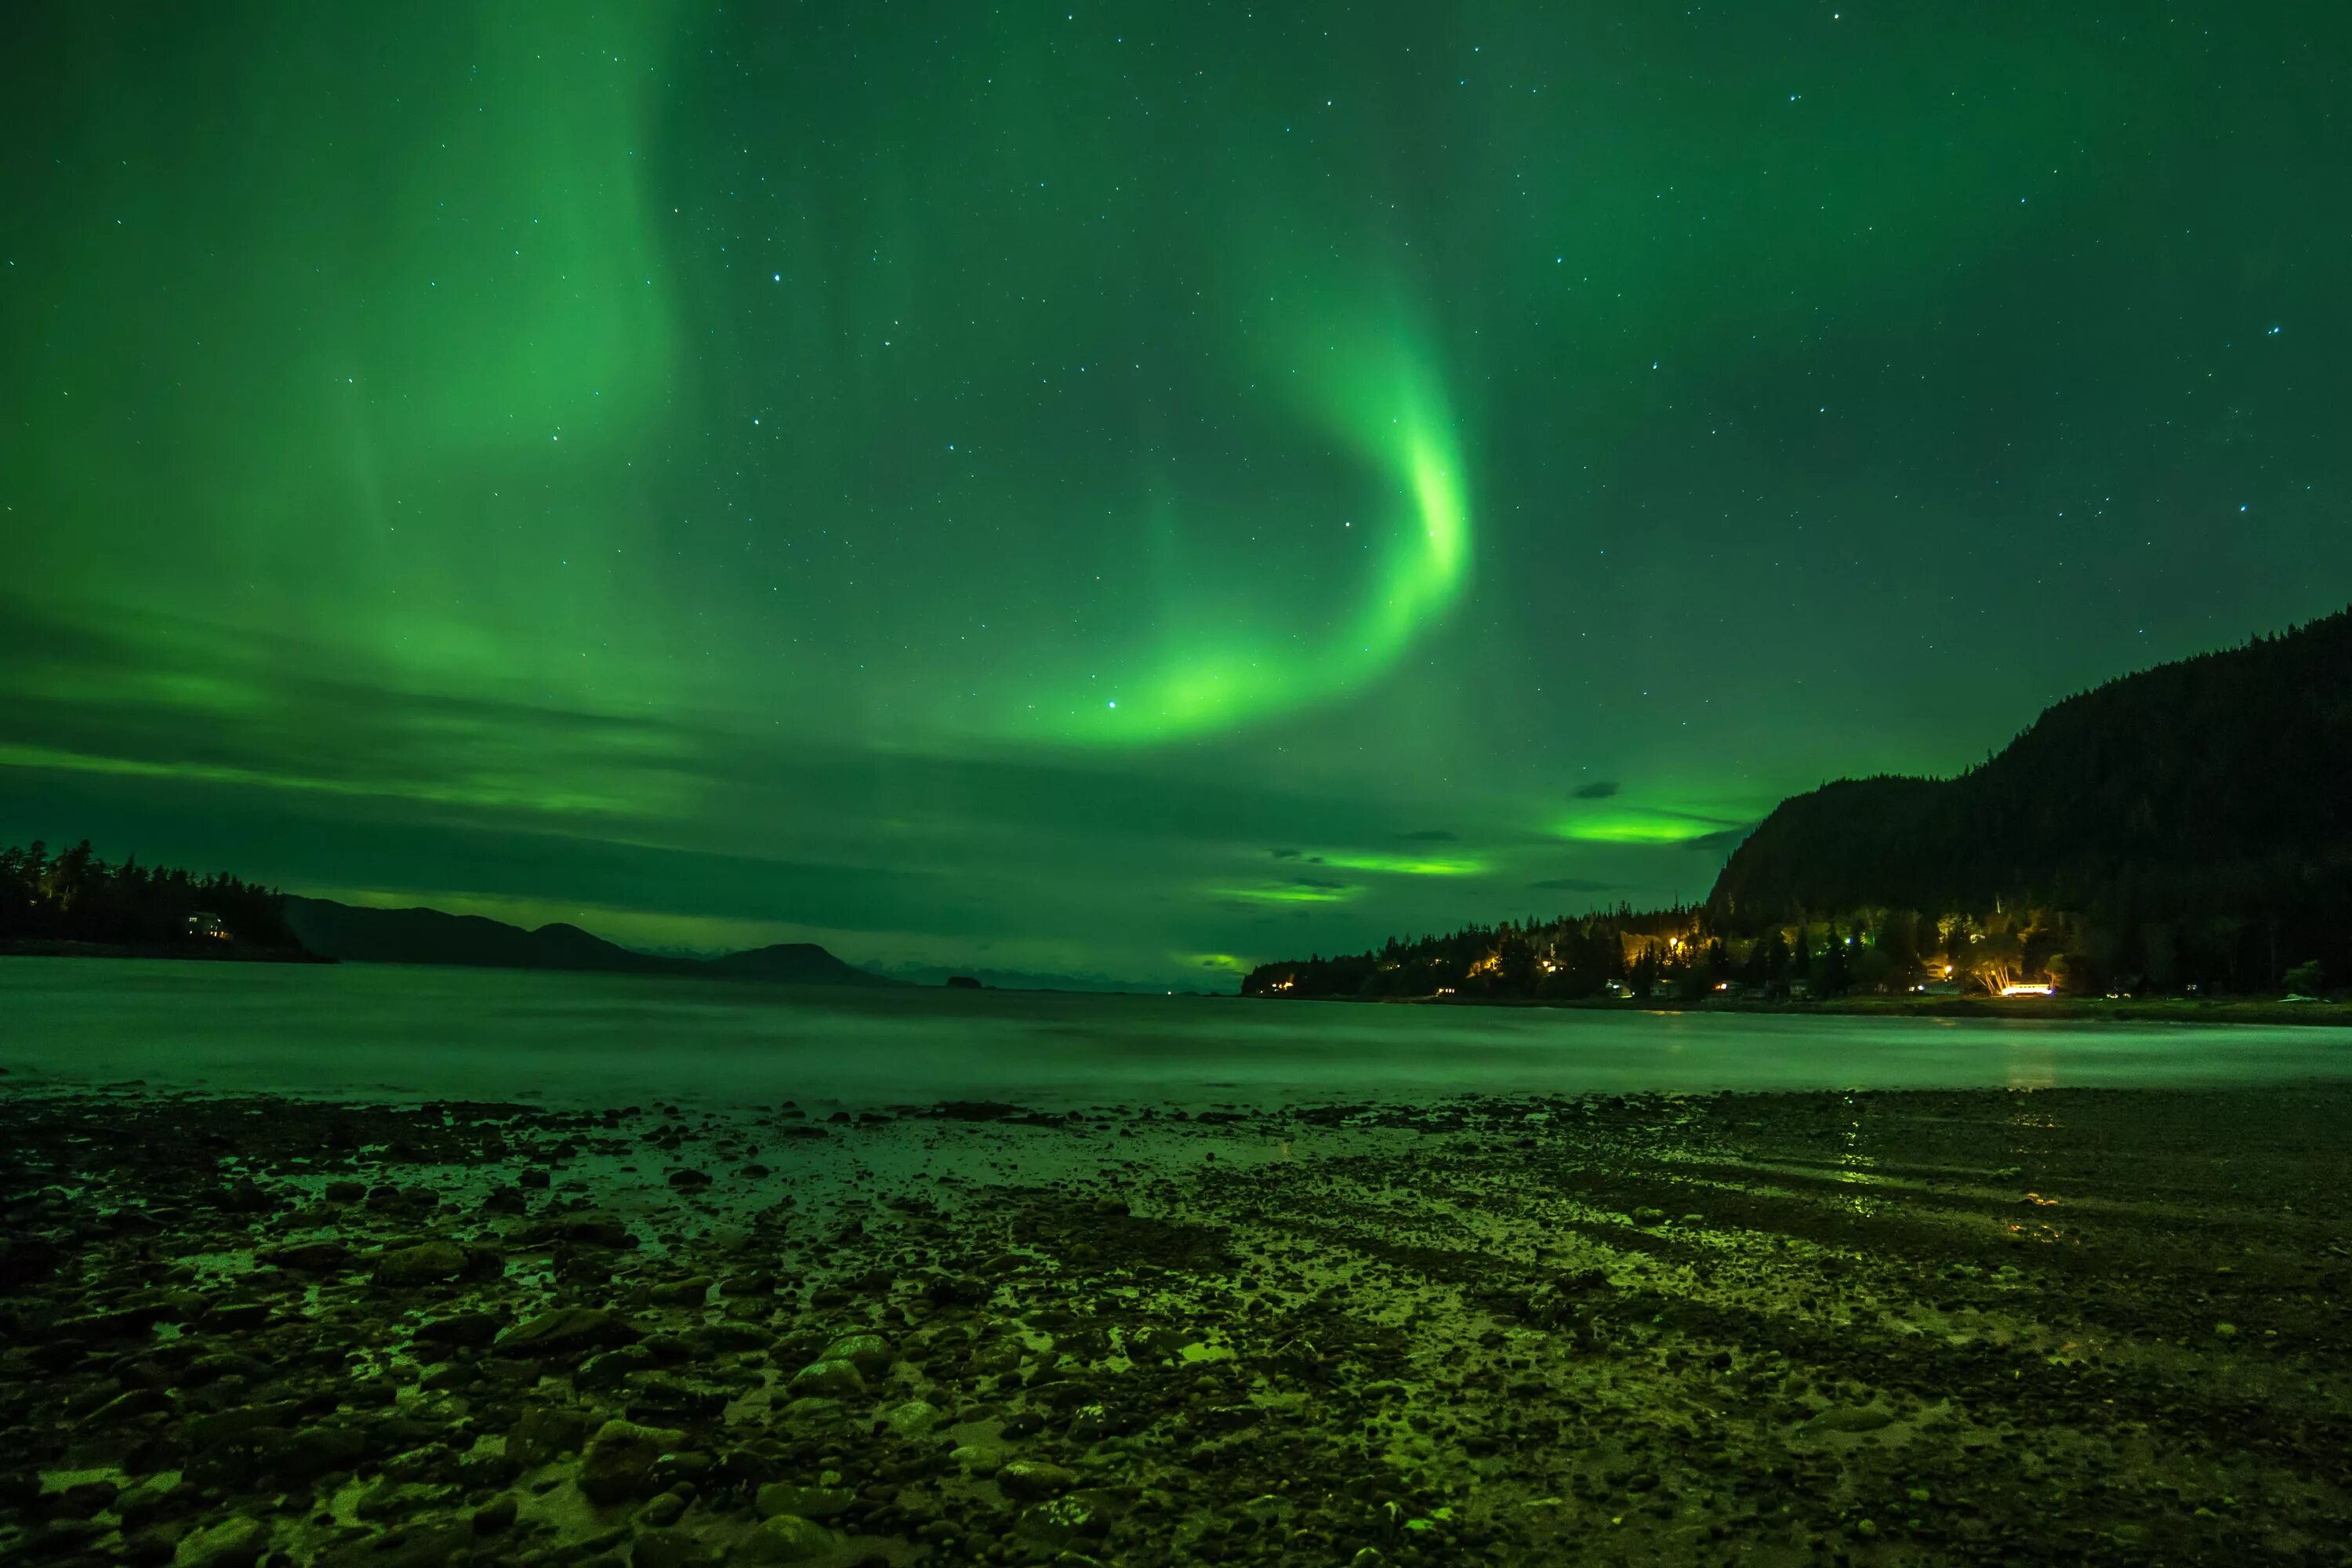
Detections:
4,4,2348,987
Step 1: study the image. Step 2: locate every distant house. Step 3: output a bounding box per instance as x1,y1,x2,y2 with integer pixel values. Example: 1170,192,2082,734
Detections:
187,911,227,940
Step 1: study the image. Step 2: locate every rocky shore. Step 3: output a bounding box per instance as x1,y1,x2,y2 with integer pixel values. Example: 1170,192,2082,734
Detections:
2,1084,2348,1566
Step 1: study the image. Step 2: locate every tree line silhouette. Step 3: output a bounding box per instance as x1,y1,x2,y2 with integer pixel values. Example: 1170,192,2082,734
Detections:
0,840,303,951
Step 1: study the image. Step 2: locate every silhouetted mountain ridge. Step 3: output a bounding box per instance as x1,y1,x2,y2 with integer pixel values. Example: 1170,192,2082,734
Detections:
282,897,898,986
1708,607,2352,945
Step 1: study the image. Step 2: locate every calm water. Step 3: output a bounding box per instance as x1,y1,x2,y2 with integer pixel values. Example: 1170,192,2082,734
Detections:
2,957,2347,1108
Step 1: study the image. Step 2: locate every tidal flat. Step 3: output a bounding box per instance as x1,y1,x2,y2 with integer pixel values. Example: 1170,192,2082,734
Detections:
2,1085,2348,1568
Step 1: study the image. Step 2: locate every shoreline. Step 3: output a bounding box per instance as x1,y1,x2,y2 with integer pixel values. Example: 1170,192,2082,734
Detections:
0,938,333,965
4,1083,2347,1565
1265,989,2352,1029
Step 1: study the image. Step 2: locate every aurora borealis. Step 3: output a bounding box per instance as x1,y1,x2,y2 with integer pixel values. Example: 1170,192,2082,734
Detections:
4,4,2349,987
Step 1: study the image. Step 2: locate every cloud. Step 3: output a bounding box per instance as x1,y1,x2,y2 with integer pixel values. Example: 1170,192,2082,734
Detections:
1270,848,1301,860
1682,826,1759,851
1572,780,1621,800
1397,828,1457,841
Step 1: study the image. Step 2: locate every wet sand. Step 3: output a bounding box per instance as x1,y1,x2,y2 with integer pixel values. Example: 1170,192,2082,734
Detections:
3,1085,2349,1566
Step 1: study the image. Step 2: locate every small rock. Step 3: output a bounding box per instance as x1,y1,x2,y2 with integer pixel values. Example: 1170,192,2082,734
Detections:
633,1526,709,1568
471,1494,519,1534
1805,1404,1895,1434
123,1522,191,1567
582,1420,691,1504
818,1333,892,1375
417,1310,506,1348
508,1404,597,1467
668,1169,713,1189
173,1515,270,1568
756,1483,855,1520
60,1479,122,1517
255,1423,365,1485
524,1210,638,1249
371,1241,468,1288
733,1514,833,1564
999,1460,1078,1501
882,1399,942,1438
788,1359,864,1398
259,1241,352,1273
639,1490,690,1527
500,1306,642,1358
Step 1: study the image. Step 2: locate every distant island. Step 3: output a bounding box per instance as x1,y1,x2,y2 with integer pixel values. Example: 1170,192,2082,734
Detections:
0,844,898,987
279,898,901,987
1247,607,2351,1012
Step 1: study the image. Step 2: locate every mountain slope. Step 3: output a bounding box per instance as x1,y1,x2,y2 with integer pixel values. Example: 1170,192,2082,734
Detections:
282,897,898,986
1708,608,2352,946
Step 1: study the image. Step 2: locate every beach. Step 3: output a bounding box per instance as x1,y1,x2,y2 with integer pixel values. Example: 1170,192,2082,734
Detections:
5,1081,2348,1566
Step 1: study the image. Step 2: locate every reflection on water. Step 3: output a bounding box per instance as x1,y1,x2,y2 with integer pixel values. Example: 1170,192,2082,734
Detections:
1,956,2348,1108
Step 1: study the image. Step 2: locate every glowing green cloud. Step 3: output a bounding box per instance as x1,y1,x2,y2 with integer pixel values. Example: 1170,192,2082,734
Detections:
1555,807,1745,845
1216,881,1361,906
1318,851,1486,877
